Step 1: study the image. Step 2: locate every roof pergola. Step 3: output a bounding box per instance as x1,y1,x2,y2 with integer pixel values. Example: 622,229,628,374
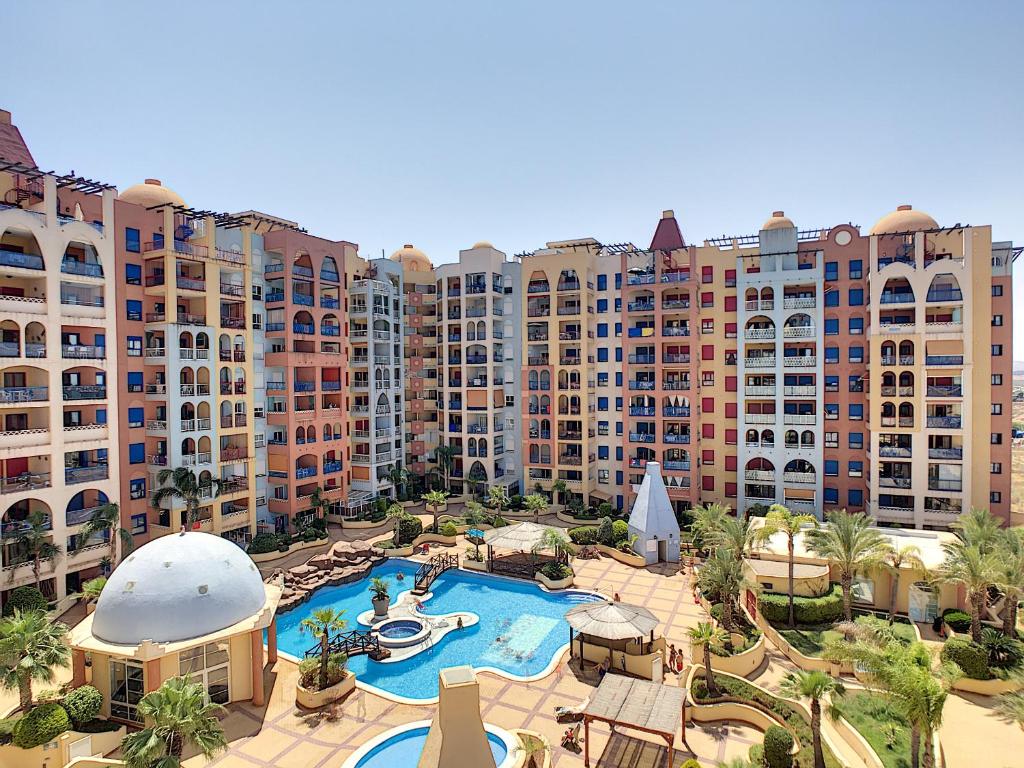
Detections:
581,675,686,767
481,521,561,551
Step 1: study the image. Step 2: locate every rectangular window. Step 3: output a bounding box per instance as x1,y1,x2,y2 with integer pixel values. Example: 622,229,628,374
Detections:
992,314,1003,326
824,487,839,503
725,482,737,498
597,274,607,290
597,323,608,337
702,397,715,413
615,347,622,363
597,298,608,313
701,292,714,308
725,322,737,338
702,423,714,439
992,344,1003,356
127,372,143,393
992,403,1002,415
725,402,737,418
129,478,146,500
993,285,1003,297
130,513,147,535
992,433,1003,445
992,374,1003,385
127,407,144,428
125,263,142,285
824,403,839,420
725,455,737,471
126,336,142,357
848,432,864,449
125,227,141,253
824,461,839,476
848,489,864,507
725,269,736,287
614,273,622,289
849,260,863,279
848,461,863,477
825,291,840,307
825,347,839,364
825,431,839,448
848,288,864,306
849,317,864,335
824,318,839,335
597,348,608,362
849,346,864,363
597,372,608,387
849,375,863,392
825,262,839,281
702,266,714,284
991,462,1002,474
615,372,622,387
725,428,737,445
825,376,839,392
597,396,608,411
128,443,145,464
702,475,715,491
614,298,621,312
701,319,714,334
702,450,714,464
702,344,714,361
991,491,1003,503
725,376,737,392
598,446,609,460
126,300,142,321
724,295,737,312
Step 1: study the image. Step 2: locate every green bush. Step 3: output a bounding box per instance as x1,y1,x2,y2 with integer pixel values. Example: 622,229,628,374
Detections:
396,514,423,545
0,717,17,746
568,526,599,545
509,494,523,509
246,532,280,555
763,725,794,768
611,519,630,544
681,760,702,768
61,685,102,727
298,652,349,691
490,514,508,528
300,527,319,542
596,516,615,545
73,718,121,734
940,637,991,680
540,561,572,581
758,584,843,626
3,586,48,616
439,522,458,537
941,609,972,633
748,744,765,766
12,703,70,749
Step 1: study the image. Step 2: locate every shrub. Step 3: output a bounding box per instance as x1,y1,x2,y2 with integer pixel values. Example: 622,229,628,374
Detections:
758,584,843,626
490,514,508,528
763,725,794,768
397,514,423,545
298,652,348,691
596,516,615,545
73,718,121,734
941,636,991,680
61,685,102,727
509,494,523,509
12,703,70,749
3,586,48,616
611,520,630,544
681,760,702,768
981,627,1024,672
568,526,599,545
941,608,972,633
0,717,16,746
300,527,319,542
616,537,635,553
439,521,458,537
540,561,572,581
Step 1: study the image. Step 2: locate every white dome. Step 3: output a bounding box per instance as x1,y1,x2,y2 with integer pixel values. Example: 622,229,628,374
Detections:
92,532,266,645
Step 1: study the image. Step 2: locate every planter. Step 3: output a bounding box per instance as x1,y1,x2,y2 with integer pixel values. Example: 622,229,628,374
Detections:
535,570,574,589
296,671,357,709
0,724,126,768
415,533,458,546
555,510,604,526
463,557,488,572
338,517,389,530
375,544,415,557
950,675,1024,696
691,633,767,678
372,596,391,617
595,543,646,568
249,537,326,564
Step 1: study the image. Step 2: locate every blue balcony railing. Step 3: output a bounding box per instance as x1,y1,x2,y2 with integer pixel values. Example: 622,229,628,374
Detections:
292,322,314,334
61,260,103,277
295,466,318,479
0,248,44,270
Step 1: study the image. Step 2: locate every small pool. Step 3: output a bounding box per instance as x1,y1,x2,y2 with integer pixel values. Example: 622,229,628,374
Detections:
378,619,422,639
344,722,514,768
271,558,601,700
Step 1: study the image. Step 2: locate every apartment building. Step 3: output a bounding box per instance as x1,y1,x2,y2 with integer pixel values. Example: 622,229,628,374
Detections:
437,243,522,496
262,225,354,531
0,117,121,603
392,245,439,482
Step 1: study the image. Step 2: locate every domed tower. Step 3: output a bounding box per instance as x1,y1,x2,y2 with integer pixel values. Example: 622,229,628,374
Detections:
118,178,185,208
389,243,432,272
869,204,938,235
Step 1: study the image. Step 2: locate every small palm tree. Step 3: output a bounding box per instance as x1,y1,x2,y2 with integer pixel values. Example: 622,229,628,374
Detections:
434,445,456,491
0,609,70,712
696,548,748,631
778,670,845,768
690,502,731,552
940,540,998,643
79,576,107,605
951,507,1002,554
487,485,509,516
306,485,328,522
707,514,767,563
76,501,132,569
805,510,889,622
762,504,818,627
552,479,568,506
422,490,449,532
15,511,61,591
513,731,551,768
524,493,549,524
120,675,228,768
881,542,925,624
388,465,410,498
463,500,486,526
995,528,1024,637
385,503,407,546
298,607,347,691
996,690,1024,732
152,467,222,527
533,528,576,562
688,621,728,697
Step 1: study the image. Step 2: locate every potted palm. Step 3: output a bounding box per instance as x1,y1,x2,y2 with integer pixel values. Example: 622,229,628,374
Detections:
369,577,391,617
296,608,354,708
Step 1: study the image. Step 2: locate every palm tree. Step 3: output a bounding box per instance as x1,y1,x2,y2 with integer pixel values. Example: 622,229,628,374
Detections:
995,528,1024,637
996,690,1024,732
298,607,347,691
487,485,509,515
690,502,731,553
306,485,329,522
15,511,62,591
881,542,925,624
762,504,817,628
532,528,576,563
524,493,548,524
0,609,70,712
951,507,1001,554
696,548,748,631
513,732,551,768
778,670,844,768
422,489,449,532
76,501,132,570
552,479,568,507
467,463,488,499
434,445,456,491
388,465,410,499
706,514,767,563
893,663,953,768
385,503,407,546
121,675,228,768
79,576,106,606
940,540,998,643
463,500,486,526
152,467,221,528
688,622,728,697
805,510,889,622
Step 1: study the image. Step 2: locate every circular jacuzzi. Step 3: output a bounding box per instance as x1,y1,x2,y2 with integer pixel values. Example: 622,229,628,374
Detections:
375,617,430,648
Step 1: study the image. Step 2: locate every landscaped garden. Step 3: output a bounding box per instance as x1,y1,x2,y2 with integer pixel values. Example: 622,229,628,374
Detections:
774,613,917,658
831,691,918,768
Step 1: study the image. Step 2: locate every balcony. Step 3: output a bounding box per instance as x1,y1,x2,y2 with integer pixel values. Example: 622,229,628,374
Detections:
627,301,655,313
65,465,108,484
294,294,314,307
783,414,816,425
320,296,340,309
63,385,106,401
221,316,246,330
745,386,776,397
0,248,44,270
782,326,816,338
744,300,774,312
61,260,103,278
926,290,963,303
925,355,963,367
880,476,913,489
146,419,167,433
626,273,656,285
628,381,656,391
292,322,314,335
663,406,690,418
662,380,690,391
744,328,775,340
323,460,342,474
745,470,776,482
663,460,691,472
927,416,961,429
782,296,816,310
628,432,656,443
879,446,912,458
0,386,48,403
220,282,245,298
928,447,963,460
745,413,776,424
0,427,49,449
662,299,690,310
745,357,776,368
783,356,815,368
628,354,656,365
664,433,690,444
880,293,915,305
62,344,106,360
629,406,655,417
662,353,690,364
661,326,690,337
928,478,963,492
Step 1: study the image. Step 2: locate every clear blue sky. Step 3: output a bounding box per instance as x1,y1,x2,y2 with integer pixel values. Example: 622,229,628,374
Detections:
4,1,1023,356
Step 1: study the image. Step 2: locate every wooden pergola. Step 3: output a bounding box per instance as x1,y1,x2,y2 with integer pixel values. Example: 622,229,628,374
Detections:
582,675,686,768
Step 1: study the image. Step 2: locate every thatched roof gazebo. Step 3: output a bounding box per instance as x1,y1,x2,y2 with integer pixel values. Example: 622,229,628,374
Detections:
482,521,567,578
565,600,663,679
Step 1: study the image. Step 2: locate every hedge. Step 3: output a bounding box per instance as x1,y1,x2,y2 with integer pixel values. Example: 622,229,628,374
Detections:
3,586,48,616
611,519,629,544
759,584,843,626
61,685,102,727
941,636,991,680
246,532,281,555
941,608,972,633
0,717,16,746
764,725,794,768
439,521,458,537
396,515,423,546
568,526,599,545
12,703,70,749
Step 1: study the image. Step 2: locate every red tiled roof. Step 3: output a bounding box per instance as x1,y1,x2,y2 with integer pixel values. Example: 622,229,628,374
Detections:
649,212,685,251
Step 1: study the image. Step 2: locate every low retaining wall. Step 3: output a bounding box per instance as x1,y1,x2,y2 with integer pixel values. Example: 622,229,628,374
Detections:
535,570,574,590
595,543,646,568
950,675,1023,696
576,637,664,681
296,672,357,709
462,557,488,572
0,724,126,768
249,537,326,564
744,603,851,675
691,633,766,678
338,517,389,530
375,532,459,557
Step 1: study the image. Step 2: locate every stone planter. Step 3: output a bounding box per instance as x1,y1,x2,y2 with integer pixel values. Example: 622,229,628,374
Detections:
463,557,488,572
372,596,391,617
595,543,646,568
375,543,415,557
338,517,389,530
415,533,458,546
535,569,574,589
249,537,326,564
296,671,357,709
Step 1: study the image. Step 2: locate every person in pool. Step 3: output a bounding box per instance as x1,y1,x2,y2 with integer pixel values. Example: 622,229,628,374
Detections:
396,571,404,581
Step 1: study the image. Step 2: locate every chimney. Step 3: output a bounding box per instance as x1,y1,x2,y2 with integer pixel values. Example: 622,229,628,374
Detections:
0,110,11,125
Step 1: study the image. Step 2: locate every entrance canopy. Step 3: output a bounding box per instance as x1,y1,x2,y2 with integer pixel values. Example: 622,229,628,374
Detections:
582,675,685,767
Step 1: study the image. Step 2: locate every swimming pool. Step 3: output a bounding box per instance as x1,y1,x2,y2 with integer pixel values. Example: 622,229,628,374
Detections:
342,721,515,768
271,558,601,701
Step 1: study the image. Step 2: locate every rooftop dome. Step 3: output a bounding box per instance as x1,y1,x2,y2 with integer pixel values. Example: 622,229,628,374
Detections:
870,204,938,235
92,532,266,645
389,243,432,271
119,178,185,208
761,210,795,231
471,241,493,249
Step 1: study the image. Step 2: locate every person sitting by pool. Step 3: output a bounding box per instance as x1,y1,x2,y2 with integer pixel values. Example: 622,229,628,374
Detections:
597,655,611,679
456,616,464,630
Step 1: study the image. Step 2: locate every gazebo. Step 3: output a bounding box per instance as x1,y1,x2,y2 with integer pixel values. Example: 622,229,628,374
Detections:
482,521,567,578
565,600,666,681
582,675,686,767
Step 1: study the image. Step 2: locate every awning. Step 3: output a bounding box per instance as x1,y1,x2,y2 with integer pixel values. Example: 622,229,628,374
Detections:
582,675,686,766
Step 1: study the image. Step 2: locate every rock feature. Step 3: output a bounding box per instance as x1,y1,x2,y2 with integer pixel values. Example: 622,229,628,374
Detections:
271,543,387,614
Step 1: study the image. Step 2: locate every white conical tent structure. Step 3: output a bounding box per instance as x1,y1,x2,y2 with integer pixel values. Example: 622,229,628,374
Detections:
627,462,681,564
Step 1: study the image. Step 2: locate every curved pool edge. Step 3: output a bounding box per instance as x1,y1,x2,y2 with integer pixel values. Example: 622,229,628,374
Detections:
339,718,518,768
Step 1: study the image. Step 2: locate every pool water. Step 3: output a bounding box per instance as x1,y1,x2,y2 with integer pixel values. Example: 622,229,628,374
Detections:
378,619,422,639
272,559,600,700
352,725,509,767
